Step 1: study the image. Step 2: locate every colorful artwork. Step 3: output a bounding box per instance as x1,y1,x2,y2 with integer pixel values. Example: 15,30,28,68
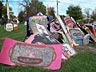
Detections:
28,15,49,34
11,43,55,67
62,44,76,60
64,16,74,28
36,24,49,35
55,14,73,46
29,16,48,25
0,38,62,70
25,33,76,60
5,23,13,31
50,22,61,32
25,33,60,44
29,21,50,35
13,24,18,30
83,34,90,45
69,28,84,45
58,31,67,43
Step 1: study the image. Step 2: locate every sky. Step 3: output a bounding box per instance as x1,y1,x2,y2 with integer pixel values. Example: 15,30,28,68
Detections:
2,0,96,17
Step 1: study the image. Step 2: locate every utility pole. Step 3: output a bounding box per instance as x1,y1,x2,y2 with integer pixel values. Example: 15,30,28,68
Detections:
46,5,48,15
56,0,60,15
6,0,10,23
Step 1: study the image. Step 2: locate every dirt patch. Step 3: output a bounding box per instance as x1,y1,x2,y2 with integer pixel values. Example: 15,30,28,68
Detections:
76,45,96,54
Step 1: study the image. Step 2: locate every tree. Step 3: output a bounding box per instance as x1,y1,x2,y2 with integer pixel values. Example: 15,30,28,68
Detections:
47,7,55,18
66,5,83,21
0,1,3,24
1,1,8,24
84,8,91,19
18,11,25,23
91,9,96,21
84,8,92,23
0,1,2,18
0,1,15,25
19,0,46,17
36,1,46,15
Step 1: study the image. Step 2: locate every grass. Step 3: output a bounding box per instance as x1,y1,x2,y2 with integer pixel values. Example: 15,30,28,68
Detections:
0,24,26,41
89,42,96,48
60,52,96,72
0,24,26,50
0,24,96,72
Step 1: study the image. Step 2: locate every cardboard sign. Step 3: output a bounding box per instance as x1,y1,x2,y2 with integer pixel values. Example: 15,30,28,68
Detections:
50,22,61,32
25,34,76,60
5,23,13,31
0,38,62,70
55,14,73,47
25,33,60,44
36,24,49,35
11,43,55,67
85,27,96,42
64,16,74,28
83,34,90,45
69,28,84,45
57,31,67,43
29,15,49,34
29,23,50,35
13,24,18,30
62,44,76,60
29,16,48,25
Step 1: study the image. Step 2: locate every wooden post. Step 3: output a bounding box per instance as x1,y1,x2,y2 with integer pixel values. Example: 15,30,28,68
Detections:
55,13,73,47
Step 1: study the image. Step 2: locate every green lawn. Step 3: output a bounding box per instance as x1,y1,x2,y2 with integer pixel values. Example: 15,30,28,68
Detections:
0,24,26,50
0,24,26,41
89,42,96,48
0,24,96,72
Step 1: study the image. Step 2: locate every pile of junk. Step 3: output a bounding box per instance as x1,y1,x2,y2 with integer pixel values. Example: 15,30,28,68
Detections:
0,12,95,70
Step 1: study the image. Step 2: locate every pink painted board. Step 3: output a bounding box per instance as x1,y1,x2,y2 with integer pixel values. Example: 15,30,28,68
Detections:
0,37,62,70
